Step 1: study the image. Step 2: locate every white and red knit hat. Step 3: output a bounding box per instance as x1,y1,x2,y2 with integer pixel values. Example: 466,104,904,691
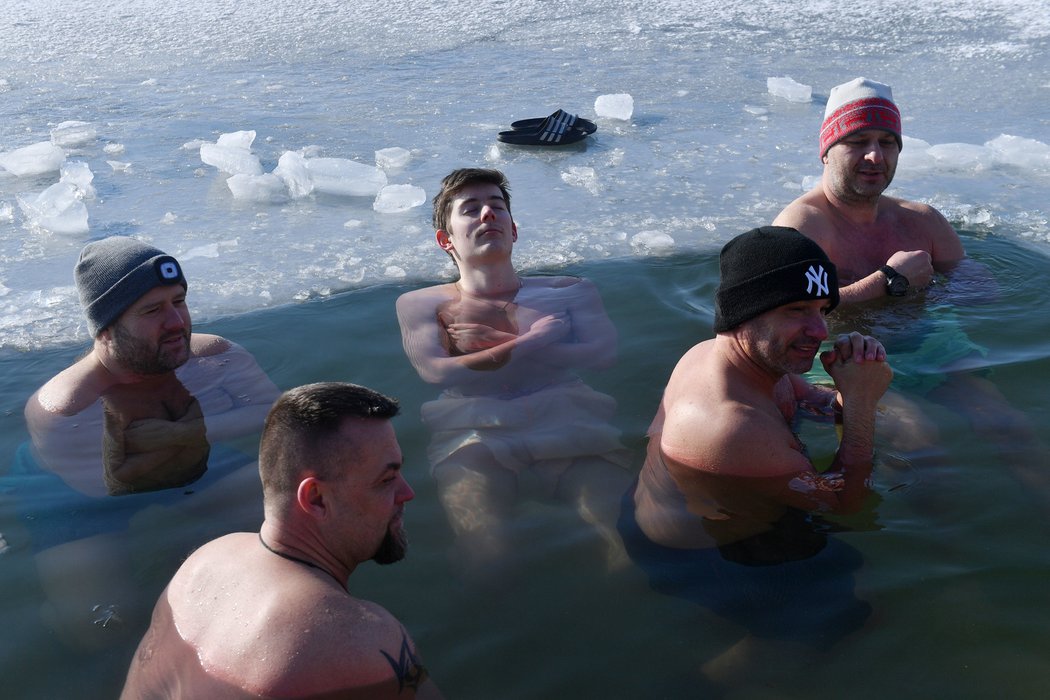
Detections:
819,77,902,158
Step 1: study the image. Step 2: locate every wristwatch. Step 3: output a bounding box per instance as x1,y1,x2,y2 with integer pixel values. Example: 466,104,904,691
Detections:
879,265,909,296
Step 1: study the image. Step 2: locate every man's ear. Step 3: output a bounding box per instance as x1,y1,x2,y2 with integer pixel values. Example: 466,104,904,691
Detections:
296,476,327,517
436,229,454,252
95,326,115,353
511,221,517,242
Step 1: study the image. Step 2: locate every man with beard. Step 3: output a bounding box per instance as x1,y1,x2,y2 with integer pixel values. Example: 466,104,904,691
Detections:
20,236,279,651
621,227,891,689
773,77,965,303
122,382,443,700
773,79,1050,514
27,236,278,496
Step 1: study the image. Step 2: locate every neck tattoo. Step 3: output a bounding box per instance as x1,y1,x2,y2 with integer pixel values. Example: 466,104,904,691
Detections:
258,533,343,587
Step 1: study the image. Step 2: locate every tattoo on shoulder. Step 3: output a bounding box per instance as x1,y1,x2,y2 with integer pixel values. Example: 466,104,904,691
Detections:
380,631,428,694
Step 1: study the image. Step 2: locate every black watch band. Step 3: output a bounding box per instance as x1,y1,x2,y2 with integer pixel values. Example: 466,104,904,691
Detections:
879,265,909,296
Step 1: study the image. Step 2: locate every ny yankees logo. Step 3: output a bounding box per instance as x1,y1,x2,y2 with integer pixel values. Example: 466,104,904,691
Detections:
805,264,829,296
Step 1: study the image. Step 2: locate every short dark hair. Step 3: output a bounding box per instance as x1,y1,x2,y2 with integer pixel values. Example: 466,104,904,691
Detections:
259,382,400,501
432,167,512,234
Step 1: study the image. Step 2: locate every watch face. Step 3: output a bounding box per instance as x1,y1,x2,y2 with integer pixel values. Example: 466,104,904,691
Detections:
887,275,908,296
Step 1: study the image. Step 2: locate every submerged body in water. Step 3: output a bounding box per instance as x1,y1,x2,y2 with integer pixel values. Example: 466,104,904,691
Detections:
0,1,1048,695
624,427,871,648
19,237,279,659
2,238,1050,698
397,170,632,581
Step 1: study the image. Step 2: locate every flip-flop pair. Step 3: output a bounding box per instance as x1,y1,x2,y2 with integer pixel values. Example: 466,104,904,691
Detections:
497,109,597,146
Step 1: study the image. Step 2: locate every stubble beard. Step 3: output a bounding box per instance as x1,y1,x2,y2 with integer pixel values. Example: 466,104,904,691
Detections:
746,321,818,377
761,342,816,376
111,322,191,375
827,156,896,207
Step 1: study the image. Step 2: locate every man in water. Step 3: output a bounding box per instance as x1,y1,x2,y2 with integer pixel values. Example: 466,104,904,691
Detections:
623,227,891,687
22,236,279,649
396,168,631,580
774,77,1048,509
122,382,443,699
773,77,965,302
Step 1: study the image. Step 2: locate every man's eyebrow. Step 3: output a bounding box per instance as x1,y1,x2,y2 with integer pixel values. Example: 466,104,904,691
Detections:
457,194,506,206
133,300,162,312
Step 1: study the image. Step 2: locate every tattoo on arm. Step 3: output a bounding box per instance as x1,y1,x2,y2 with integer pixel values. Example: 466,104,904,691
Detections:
380,632,428,694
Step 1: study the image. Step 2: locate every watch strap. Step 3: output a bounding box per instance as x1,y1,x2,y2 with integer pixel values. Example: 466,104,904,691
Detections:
879,265,908,296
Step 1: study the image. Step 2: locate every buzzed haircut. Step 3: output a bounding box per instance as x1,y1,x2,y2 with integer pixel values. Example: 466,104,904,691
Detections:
259,382,400,501
432,168,512,233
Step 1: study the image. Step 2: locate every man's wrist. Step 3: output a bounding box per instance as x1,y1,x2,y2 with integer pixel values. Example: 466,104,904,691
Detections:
879,265,909,296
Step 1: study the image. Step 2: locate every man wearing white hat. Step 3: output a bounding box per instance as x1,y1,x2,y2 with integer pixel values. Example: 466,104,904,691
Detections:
774,80,1050,517
774,77,965,304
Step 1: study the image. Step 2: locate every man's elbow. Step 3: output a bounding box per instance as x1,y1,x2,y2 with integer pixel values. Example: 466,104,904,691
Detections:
416,364,452,385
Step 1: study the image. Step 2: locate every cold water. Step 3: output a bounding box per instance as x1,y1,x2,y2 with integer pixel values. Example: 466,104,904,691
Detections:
1,1,1049,698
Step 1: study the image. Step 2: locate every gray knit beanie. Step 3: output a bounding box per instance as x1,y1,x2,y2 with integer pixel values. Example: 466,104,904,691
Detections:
714,226,839,332
75,237,187,336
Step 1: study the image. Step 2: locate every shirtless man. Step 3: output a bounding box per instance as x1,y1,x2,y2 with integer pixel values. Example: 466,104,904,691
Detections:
773,77,965,303
622,227,891,685
21,236,279,649
774,77,1048,509
122,382,443,699
396,168,631,580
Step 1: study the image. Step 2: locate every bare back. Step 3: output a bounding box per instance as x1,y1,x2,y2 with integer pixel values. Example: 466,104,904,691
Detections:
122,533,433,699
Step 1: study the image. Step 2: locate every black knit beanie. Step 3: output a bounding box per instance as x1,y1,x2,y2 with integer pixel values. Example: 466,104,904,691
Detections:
75,237,187,337
713,226,839,332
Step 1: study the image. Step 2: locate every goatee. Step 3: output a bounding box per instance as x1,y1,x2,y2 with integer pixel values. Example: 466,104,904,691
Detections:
372,526,407,565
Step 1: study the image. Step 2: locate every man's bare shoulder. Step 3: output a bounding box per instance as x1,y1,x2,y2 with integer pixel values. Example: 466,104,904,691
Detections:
659,342,733,462
773,188,837,240
660,342,811,477
28,352,106,419
27,333,234,420
881,195,963,257
778,186,828,212
884,195,955,230
171,536,420,697
253,594,420,697
190,333,232,357
528,274,590,289
526,276,604,307
663,391,773,471
397,283,457,310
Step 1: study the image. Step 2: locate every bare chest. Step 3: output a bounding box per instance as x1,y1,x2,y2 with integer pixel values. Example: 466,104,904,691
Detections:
823,225,928,283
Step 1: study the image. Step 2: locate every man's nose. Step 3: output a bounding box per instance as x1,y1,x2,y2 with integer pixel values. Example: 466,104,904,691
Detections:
162,304,187,329
480,205,497,221
864,141,884,163
397,474,415,503
806,314,829,340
